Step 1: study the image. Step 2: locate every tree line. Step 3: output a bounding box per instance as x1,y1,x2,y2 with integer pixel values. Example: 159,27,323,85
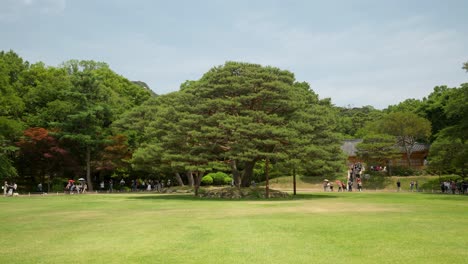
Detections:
0,50,467,192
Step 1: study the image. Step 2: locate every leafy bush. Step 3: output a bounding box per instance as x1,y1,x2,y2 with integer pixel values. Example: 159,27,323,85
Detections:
253,161,285,182
52,182,67,192
205,172,231,185
223,176,232,185
420,175,463,190
390,166,421,176
201,175,213,185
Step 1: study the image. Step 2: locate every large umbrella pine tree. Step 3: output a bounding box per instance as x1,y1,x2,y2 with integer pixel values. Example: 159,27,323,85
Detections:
179,62,301,187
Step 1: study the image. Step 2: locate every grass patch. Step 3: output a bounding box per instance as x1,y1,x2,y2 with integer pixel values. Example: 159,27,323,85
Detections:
0,192,467,264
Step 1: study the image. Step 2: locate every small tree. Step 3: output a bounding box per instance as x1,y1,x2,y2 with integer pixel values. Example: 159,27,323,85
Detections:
17,127,71,191
356,133,400,175
379,112,431,167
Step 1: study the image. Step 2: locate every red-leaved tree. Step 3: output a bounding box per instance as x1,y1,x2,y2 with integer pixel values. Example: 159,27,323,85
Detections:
17,127,76,191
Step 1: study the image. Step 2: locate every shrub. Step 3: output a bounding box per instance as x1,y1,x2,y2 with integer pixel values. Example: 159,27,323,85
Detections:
52,182,67,192
420,175,463,190
201,175,213,185
205,172,230,185
223,176,232,185
390,166,421,176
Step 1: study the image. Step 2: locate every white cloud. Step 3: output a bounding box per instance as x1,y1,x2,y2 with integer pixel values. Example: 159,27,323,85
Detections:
0,0,65,21
227,14,468,108
98,15,466,106
4,3,465,109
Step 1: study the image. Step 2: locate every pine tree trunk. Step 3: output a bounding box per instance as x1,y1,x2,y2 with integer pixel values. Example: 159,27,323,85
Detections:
241,160,256,187
174,173,184,186
86,146,94,191
186,171,194,187
265,158,270,199
293,166,296,195
194,171,204,196
230,160,241,188
406,149,412,167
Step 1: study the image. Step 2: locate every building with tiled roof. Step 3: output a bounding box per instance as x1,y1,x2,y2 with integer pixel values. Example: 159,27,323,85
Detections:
341,139,429,169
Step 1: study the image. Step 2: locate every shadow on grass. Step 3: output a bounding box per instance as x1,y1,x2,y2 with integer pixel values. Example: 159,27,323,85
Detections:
127,193,340,202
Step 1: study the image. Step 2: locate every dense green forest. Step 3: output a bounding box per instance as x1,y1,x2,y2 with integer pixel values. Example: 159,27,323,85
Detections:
1,50,467,192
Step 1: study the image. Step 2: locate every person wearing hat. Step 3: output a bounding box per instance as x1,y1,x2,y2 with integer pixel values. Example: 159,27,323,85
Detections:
323,179,330,192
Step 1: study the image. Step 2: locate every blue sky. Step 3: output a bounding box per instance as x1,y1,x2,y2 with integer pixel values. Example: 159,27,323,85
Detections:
1,0,467,109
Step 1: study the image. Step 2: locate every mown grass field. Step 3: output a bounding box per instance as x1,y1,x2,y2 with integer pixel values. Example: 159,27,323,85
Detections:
1,192,467,264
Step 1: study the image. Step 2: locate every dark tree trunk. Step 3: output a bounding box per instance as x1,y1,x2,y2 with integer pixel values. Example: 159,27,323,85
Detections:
86,146,94,191
194,171,204,196
186,171,194,187
230,160,241,188
406,150,412,167
265,158,270,199
386,160,391,176
241,160,256,187
293,166,296,195
174,173,184,186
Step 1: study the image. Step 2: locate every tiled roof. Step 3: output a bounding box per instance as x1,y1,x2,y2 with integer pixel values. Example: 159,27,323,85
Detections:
341,139,363,156
341,139,430,157
398,143,430,152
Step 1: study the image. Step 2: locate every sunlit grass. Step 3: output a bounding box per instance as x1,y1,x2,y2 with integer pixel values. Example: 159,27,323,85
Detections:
0,192,466,264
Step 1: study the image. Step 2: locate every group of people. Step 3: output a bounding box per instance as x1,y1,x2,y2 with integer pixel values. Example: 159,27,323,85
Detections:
346,163,364,192
370,165,387,172
396,179,419,192
102,178,170,193
323,163,364,192
440,180,468,194
65,180,88,194
3,181,18,196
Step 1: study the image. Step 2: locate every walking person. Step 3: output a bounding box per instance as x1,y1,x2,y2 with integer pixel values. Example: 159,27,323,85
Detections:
397,179,401,192
132,179,137,192
120,178,125,192
410,181,414,192
82,182,88,194
100,181,105,192
156,180,161,192
462,181,468,194
109,179,113,193
3,181,8,197
415,181,419,192
450,181,456,194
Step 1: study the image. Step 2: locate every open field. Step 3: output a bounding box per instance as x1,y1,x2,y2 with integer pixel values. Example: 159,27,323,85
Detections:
1,192,467,264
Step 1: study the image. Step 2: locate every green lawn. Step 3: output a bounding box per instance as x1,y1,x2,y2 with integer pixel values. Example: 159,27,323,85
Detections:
1,192,467,264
